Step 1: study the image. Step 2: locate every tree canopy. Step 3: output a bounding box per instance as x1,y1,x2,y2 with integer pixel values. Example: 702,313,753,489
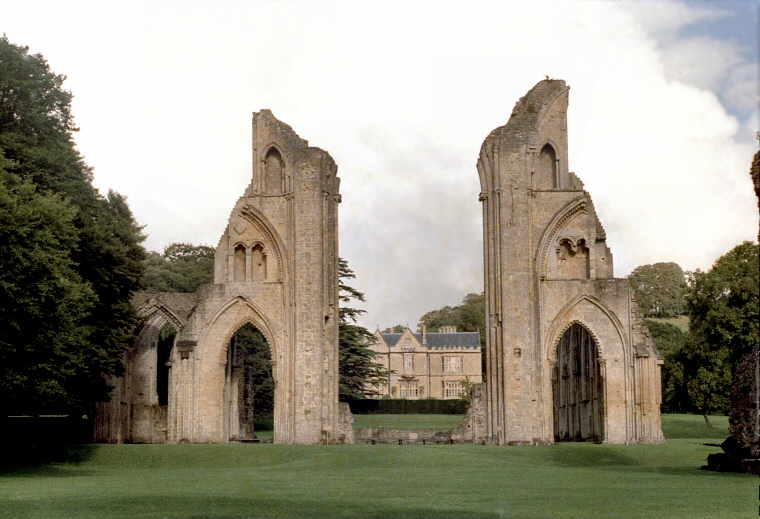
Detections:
142,243,215,292
628,262,687,318
0,36,146,414
418,293,484,335
645,319,687,413
339,258,390,399
678,242,759,416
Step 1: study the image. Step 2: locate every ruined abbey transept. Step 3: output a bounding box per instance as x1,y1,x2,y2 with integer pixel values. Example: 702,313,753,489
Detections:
95,80,664,446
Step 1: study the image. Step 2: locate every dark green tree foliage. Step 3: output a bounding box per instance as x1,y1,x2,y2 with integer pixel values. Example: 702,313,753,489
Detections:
143,243,215,292
645,319,687,413
418,292,484,339
680,242,759,416
383,325,405,333
234,324,273,419
0,37,146,413
0,170,96,413
339,258,389,399
628,262,687,318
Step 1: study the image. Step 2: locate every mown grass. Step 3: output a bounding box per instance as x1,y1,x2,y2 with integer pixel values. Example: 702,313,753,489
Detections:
0,414,753,519
648,315,690,332
353,413,464,430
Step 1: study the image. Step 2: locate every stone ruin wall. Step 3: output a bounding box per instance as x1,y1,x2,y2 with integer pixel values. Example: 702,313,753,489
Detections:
95,111,347,445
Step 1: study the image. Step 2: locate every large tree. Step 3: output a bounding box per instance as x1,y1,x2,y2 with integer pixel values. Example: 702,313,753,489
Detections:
143,243,215,292
0,36,145,414
339,258,389,399
679,242,759,418
645,319,687,413
628,262,687,318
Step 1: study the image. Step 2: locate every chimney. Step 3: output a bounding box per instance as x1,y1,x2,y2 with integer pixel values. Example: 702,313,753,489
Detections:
422,325,427,345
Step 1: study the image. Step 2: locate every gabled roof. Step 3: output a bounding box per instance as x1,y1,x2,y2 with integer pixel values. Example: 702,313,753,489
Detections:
379,331,480,350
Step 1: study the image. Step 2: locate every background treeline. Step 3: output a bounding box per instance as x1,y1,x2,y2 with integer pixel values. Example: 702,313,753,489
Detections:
631,247,758,416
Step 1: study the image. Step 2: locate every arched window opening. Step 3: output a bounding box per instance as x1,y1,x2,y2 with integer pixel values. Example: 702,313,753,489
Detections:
264,147,284,195
251,244,266,281
234,244,246,281
156,325,176,407
538,144,558,190
226,323,274,441
552,323,603,442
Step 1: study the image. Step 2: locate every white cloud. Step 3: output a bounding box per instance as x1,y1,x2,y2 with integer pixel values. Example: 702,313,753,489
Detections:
660,36,742,92
625,0,729,40
1,0,757,329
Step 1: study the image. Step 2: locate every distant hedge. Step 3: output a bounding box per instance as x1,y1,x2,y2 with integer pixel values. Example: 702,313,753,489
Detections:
346,398,467,415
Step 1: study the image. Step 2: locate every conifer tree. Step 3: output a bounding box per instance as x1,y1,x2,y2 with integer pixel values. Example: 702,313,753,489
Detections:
339,258,389,399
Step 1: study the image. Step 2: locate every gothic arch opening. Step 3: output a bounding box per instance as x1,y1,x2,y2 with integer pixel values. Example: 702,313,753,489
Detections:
538,143,558,190
224,323,274,441
552,323,603,442
264,147,284,195
126,311,181,444
234,244,246,281
156,325,176,407
251,243,266,281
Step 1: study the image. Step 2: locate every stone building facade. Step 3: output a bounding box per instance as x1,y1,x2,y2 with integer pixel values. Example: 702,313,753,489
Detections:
370,326,482,399
94,111,349,444
477,79,664,445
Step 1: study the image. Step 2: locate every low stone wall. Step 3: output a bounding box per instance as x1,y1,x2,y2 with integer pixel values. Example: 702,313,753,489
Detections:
354,427,453,444
354,383,489,445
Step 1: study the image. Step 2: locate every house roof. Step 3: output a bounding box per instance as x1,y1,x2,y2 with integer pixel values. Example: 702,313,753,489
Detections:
380,332,480,349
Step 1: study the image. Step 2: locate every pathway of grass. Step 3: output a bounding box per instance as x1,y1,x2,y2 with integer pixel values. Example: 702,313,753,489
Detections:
0,415,752,519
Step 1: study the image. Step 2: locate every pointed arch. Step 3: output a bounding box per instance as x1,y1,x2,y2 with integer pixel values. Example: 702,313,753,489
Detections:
135,298,187,333
537,142,558,190
545,293,629,364
535,196,588,278
263,145,284,195
240,203,287,283
201,294,279,363
552,322,603,442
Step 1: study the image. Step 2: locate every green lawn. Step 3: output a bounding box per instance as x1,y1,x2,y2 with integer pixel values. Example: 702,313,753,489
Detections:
0,415,753,518
648,315,690,332
353,413,464,430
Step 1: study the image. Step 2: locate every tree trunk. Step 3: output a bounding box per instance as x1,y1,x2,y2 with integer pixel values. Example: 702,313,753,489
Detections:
703,413,713,428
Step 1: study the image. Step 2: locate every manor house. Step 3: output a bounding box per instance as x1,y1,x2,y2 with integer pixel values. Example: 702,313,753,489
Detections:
370,326,482,399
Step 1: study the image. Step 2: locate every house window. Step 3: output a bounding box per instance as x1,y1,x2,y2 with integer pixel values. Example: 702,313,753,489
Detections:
442,380,464,398
403,354,414,372
443,356,463,372
399,380,419,398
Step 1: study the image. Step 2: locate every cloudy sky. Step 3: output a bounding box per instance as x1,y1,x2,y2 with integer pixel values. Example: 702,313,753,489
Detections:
3,0,758,329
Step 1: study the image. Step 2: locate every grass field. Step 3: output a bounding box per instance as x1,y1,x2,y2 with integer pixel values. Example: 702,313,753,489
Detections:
353,413,463,430
0,415,755,518
648,315,690,332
